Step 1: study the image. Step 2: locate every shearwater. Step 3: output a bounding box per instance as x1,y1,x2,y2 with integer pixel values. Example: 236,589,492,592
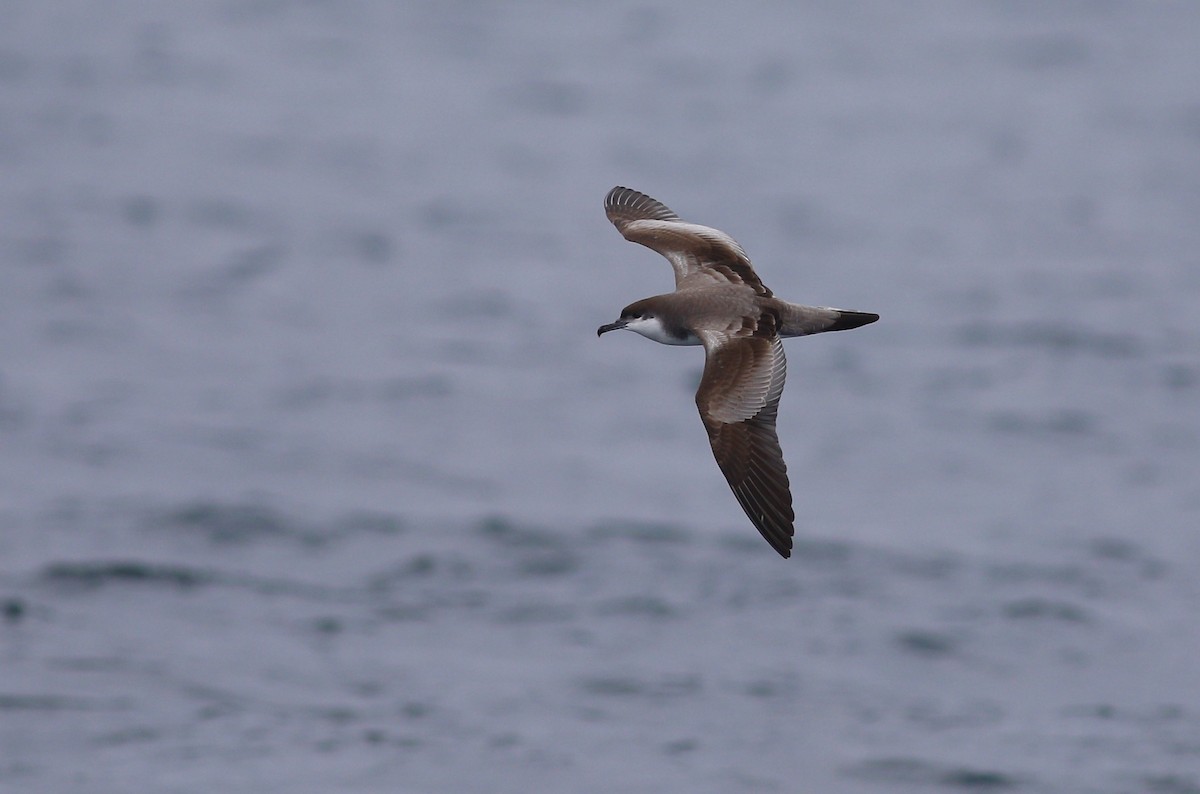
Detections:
597,186,878,558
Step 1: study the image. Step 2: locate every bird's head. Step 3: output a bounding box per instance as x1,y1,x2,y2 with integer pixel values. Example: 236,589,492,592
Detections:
598,298,698,345
596,303,658,337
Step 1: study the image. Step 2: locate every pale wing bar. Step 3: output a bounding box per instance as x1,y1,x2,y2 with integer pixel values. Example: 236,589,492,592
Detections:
604,186,772,296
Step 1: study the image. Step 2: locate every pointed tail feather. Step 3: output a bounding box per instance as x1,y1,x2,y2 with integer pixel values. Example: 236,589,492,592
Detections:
777,304,879,337
825,309,879,332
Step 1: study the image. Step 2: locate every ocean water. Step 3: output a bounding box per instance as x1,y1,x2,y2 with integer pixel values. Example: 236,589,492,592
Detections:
2,2,1199,792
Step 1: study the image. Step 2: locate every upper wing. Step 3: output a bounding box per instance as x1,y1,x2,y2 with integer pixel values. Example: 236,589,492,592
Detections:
604,186,773,297
695,311,794,557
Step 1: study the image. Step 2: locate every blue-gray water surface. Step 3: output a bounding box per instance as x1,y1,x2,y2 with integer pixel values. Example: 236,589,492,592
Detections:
2,2,1199,792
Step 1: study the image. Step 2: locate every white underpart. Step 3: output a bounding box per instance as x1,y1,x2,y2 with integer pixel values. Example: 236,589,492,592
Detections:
624,316,701,346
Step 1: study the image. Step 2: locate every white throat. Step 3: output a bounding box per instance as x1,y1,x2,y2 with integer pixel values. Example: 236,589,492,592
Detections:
625,316,701,346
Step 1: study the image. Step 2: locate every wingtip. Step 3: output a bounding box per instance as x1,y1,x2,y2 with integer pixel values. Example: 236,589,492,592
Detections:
766,526,794,559
604,186,680,222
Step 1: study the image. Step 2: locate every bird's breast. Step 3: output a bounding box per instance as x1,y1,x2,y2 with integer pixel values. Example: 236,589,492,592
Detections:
627,316,702,346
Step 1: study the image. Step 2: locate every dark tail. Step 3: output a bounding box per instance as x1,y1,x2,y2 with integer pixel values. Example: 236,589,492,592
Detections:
825,310,879,332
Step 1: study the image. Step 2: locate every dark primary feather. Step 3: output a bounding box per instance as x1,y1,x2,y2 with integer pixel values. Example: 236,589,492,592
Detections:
702,400,795,557
604,186,680,224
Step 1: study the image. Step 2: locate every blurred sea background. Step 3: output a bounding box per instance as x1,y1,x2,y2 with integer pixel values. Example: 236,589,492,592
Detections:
2,2,1199,792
